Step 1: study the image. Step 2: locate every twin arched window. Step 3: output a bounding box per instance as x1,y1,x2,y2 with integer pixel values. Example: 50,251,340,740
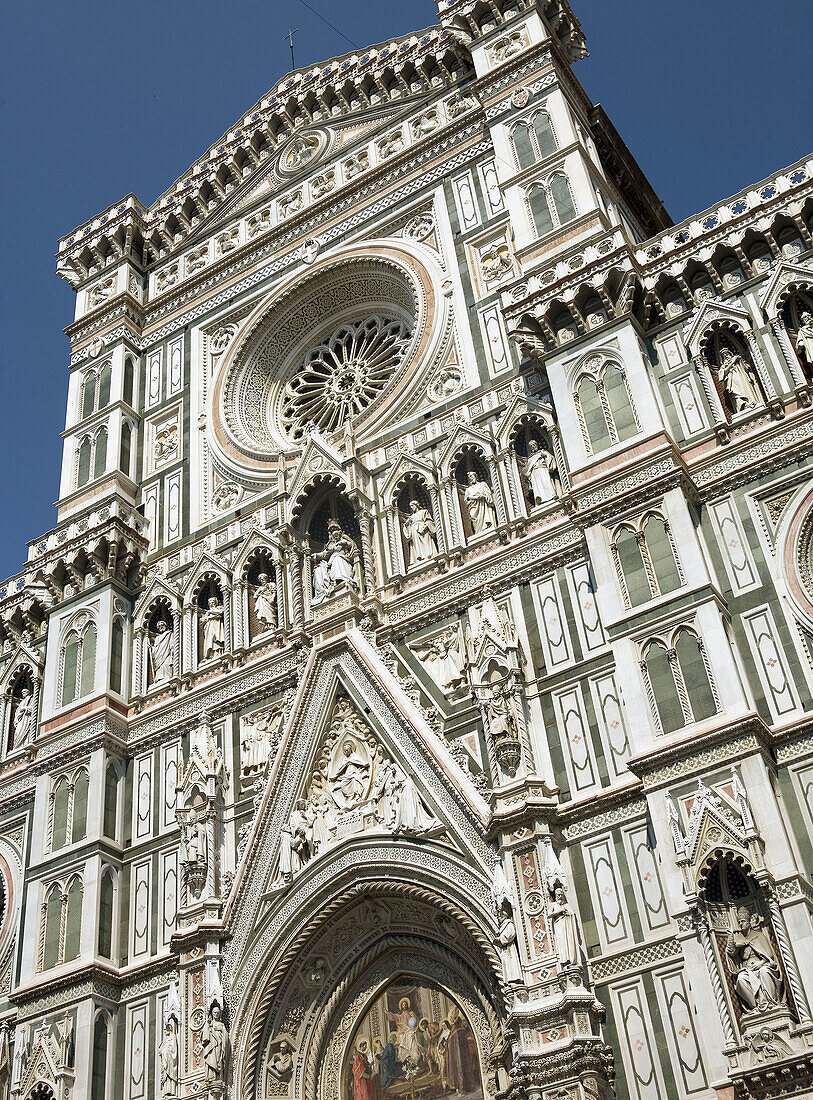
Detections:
41,875,83,970
511,111,557,169
643,629,718,734
528,173,577,237
50,768,89,851
77,428,108,488
575,363,638,453
81,363,112,420
61,622,97,706
614,515,682,607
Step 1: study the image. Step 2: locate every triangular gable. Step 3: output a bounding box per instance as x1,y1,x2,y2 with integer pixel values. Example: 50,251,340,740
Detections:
438,421,494,477
181,549,231,601
0,643,43,690
683,298,751,356
231,525,285,579
758,260,813,318
223,628,491,954
285,431,356,522
494,392,556,450
133,572,181,620
379,450,438,499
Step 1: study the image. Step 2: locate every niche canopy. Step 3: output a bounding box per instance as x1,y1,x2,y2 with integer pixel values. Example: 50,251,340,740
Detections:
209,243,441,477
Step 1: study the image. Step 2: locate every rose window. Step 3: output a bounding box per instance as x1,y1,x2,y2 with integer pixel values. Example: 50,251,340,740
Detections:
280,315,413,440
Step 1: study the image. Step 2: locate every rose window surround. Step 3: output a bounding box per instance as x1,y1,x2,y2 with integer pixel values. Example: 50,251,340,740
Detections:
281,314,413,439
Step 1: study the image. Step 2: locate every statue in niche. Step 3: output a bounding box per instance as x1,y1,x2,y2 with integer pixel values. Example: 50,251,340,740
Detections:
311,519,358,604
795,310,813,366
158,1022,179,1097
717,346,761,413
11,687,34,749
148,619,175,683
402,499,438,563
549,883,581,968
463,471,497,534
726,906,785,1012
268,1039,294,1081
202,1003,228,1082
496,901,523,984
182,809,207,868
56,1016,73,1068
522,439,560,506
201,597,225,659
483,680,518,745
252,572,278,631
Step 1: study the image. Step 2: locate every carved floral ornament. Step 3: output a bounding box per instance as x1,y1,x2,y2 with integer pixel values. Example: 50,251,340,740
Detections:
208,244,449,479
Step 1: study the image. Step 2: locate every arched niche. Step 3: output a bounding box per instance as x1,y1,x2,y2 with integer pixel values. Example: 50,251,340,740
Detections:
780,287,813,381
6,665,36,754
454,448,497,544
701,325,765,420
144,599,176,691
296,486,363,611
395,475,438,570
510,418,562,513
244,549,281,640
193,574,227,665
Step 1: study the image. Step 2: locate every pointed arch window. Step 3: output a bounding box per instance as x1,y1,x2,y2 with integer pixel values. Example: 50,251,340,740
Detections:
119,422,132,477
510,111,557,170
534,111,556,156
63,877,83,962
550,172,576,223
574,363,639,454
92,1015,109,1100
60,621,97,707
40,875,84,971
81,375,97,420
511,122,535,170
110,619,124,694
42,884,62,970
98,870,115,959
51,779,70,850
529,184,554,236
103,763,119,839
98,362,112,408
93,428,108,480
643,629,718,734
526,170,577,239
71,769,89,844
123,356,135,407
613,514,683,607
77,439,92,488
79,361,113,420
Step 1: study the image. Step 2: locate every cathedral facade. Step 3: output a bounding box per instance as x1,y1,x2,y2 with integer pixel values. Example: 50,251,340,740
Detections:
2,1,813,1098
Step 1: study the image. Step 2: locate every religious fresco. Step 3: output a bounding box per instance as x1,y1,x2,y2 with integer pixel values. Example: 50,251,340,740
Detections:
345,978,483,1099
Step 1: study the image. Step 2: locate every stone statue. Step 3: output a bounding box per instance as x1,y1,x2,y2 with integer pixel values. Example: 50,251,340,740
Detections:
496,903,523,984
328,739,371,810
158,1022,179,1097
402,500,438,563
413,630,465,691
523,439,559,506
149,619,175,683
392,769,436,835
253,572,278,630
202,1003,228,1082
795,310,813,366
726,906,785,1012
202,597,225,658
492,863,512,916
12,687,34,749
268,1039,294,1081
183,810,207,867
312,520,358,604
12,1029,28,1087
717,346,761,412
549,883,580,968
241,707,283,775
484,681,518,743
280,800,311,878
463,472,497,534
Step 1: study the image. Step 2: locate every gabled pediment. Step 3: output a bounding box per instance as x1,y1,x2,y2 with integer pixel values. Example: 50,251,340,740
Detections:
379,450,438,499
181,549,232,600
758,259,813,318
231,525,284,578
133,572,180,620
494,392,557,449
438,421,494,476
226,628,491,931
683,298,751,356
285,431,361,521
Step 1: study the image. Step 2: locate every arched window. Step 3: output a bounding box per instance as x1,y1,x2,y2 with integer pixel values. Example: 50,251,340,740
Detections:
81,375,97,420
529,184,553,237
614,515,682,607
91,1015,108,1100
645,641,684,734
63,877,83,962
675,630,716,721
123,357,135,407
575,364,638,454
98,870,114,958
103,764,118,839
110,619,124,694
62,634,79,706
615,527,650,607
644,630,717,733
533,111,556,157
51,779,69,850
644,515,681,594
77,439,92,488
511,122,535,170
98,362,112,408
71,770,89,844
119,422,132,477
42,885,62,970
93,428,108,480
550,172,576,224
80,624,97,698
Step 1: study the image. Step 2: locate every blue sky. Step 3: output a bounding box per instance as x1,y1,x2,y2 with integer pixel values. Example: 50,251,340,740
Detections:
0,0,809,580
